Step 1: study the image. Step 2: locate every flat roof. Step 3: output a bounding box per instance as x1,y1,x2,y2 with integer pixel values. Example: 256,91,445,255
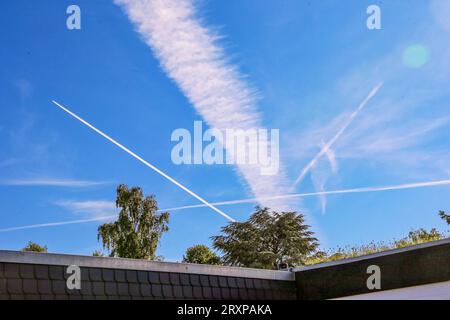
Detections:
0,250,295,281
294,237,450,272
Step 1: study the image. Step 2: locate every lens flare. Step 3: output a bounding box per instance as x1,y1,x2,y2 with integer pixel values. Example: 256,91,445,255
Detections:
402,44,430,68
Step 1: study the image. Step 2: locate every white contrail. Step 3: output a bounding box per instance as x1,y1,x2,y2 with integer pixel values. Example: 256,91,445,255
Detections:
1,178,106,187
0,216,113,233
3,178,449,233
51,100,235,222
294,82,383,187
114,0,293,211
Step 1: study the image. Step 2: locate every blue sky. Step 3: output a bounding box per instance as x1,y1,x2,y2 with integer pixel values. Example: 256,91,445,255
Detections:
1,0,450,261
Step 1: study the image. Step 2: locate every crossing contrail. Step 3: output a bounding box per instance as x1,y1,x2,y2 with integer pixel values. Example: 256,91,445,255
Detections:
294,82,383,187
2,178,450,232
51,100,235,222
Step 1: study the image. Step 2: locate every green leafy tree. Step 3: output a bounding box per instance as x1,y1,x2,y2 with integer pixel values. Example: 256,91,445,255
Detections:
439,210,450,225
395,228,443,248
183,245,221,265
97,184,169,259
92,250,104,257
212,207,318,270
22,241,48,253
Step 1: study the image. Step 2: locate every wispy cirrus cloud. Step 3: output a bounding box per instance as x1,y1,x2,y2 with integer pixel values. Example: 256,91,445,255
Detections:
294,83,383,187
54,200,117,217
284,5,450,213
115,0,293,211
1,178,108,187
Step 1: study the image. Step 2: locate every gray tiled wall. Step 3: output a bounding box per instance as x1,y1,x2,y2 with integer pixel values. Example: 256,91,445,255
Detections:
295,240,450,299
0,262,297,300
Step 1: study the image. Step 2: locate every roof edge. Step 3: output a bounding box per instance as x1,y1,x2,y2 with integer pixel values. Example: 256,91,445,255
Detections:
0,250,294,281
295,237,450,272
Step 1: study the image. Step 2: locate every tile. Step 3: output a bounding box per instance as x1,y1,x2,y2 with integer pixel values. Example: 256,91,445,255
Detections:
117,283,129,296
190,274,201,286
52,280,67,294
220,288,231,299
238,288,248,299
199,275,209,287
37,280,52,295
115,270,126,282
89,268,103,281
80,282,93,296
151,284,163,297
172,285,183,298
202,286,213,299
212,287,221,299
34,265,49,279
180,274,190,286
23,279,38,294
236,278,246,289
148,272,160,284
105,282,118,296
139,284,151,297
49,266,64,280
92,281,105,296
0,279,6,294
208,276,219,287
218,276,228,288
7,279,22,294
129,283,141,297
192,286,203,299
162,284,173,298
182,286,193,299
126,270,138,283
169,273,180,285
159,272,170,284
114,269,127,282
102,269,115,282
229,288,239,299
19,264,35,279
227,277,237,288
245,278,254,289
4,263,20,278
137,271,148,283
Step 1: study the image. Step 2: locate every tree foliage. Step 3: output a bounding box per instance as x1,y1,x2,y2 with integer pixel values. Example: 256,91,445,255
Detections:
304,227,445,265
212,207,318,269
182,245,221,265
439,210,450,225
97,184,169,259
92,250,104,257
22,241,48,253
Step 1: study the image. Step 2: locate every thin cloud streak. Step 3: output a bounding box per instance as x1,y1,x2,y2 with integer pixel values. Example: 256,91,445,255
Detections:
0,216,113,233
52,100,235,222
294,82,383,187
2,178,449,232
0,178,107,187
115,0,293,211
166,178,450,209
54,200,117,216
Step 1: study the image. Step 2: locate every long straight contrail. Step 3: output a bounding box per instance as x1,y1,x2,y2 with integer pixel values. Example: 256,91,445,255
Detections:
3,178,449,232
51,100,235,222
294,82,383,187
